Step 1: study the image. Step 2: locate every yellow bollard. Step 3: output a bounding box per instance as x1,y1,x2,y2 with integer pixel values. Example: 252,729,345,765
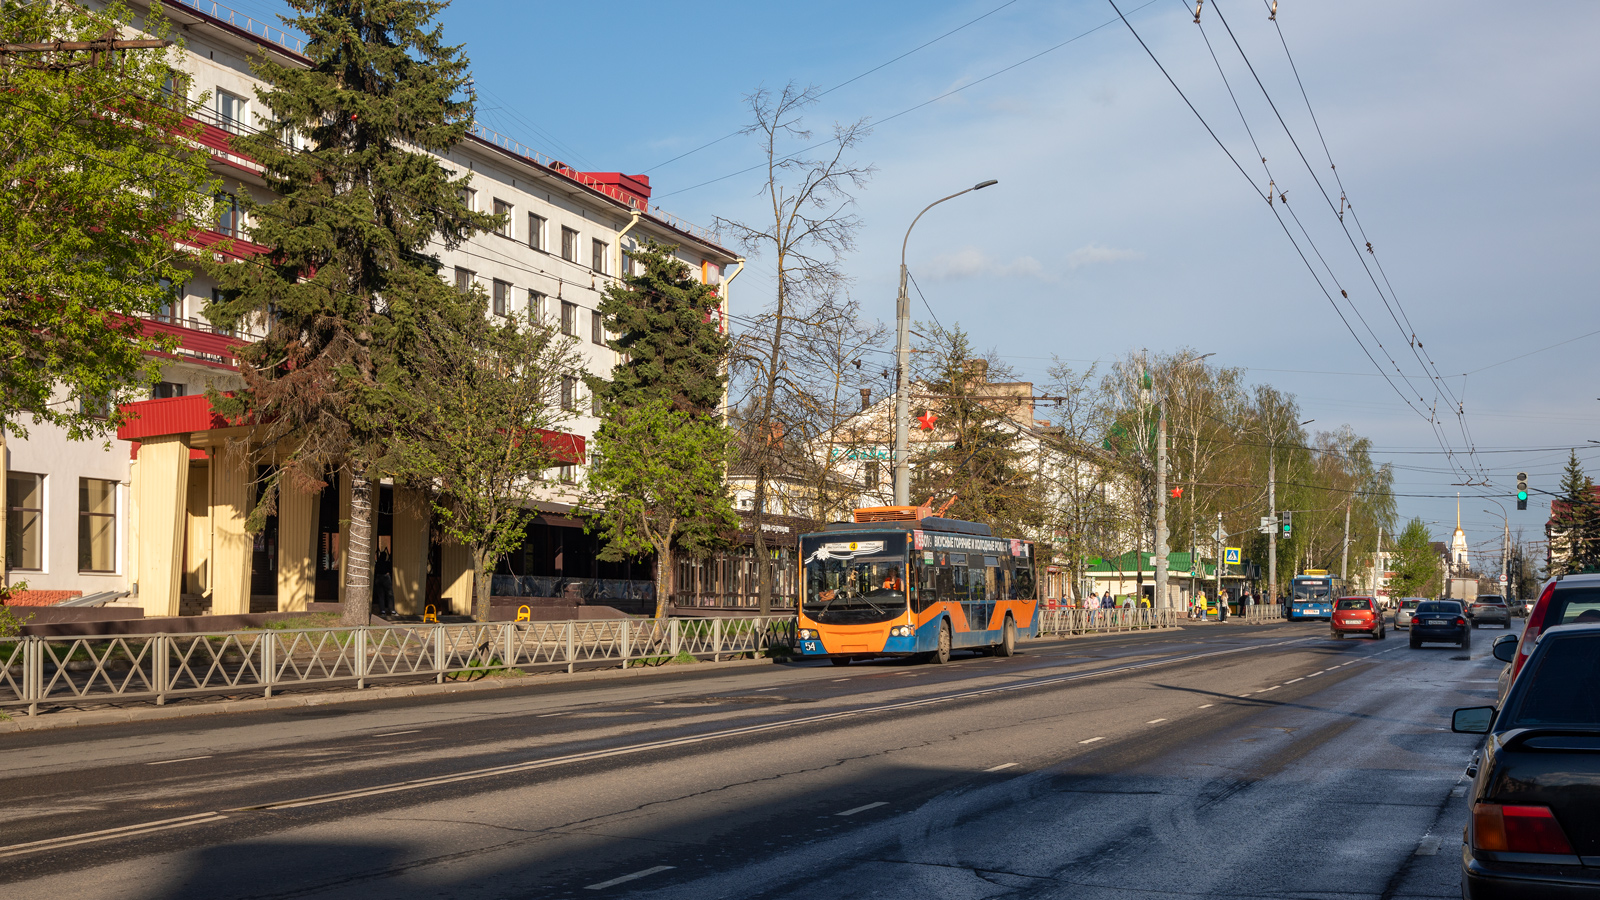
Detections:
422,604,438,624
516,605,531,623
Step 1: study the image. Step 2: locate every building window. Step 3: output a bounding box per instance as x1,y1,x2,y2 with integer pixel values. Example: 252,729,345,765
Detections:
561,227,579,262
591,238,608,274
454,267,474,294
492,279,510,317
590,386,603,417
81,394,111,419
528,290,545,320
458,186,476,212
152,381,186,399
591,309,604,346
78,478,117,573
560,375,577,411
493,199,512,237
156,277,179,323
161,69,188,108
864,460,880,487
216,192,241,238
557,464,577,484
209,287,234,336
5,472,44,572
528,214,546,251
560,301,577,337
216,90,248,134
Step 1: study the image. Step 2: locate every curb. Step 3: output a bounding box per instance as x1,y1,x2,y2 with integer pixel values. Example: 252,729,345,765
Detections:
0,655,785,734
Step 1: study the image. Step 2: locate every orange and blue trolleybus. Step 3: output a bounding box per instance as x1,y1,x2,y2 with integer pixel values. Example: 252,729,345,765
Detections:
795,506,1039,665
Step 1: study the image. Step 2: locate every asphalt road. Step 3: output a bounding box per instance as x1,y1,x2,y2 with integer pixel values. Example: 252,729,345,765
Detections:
0,617,1519,899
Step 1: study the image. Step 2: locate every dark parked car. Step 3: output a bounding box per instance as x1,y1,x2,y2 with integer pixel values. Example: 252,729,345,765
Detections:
1469,595,1512,629
1410,600,1470,649
1509,597,1530,618
1454,623,1600,898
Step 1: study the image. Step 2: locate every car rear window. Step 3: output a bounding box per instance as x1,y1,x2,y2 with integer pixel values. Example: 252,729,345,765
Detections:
1336,598,1370,610
1401,599,1421,608
1417,601,1461,614
1475,596,1506,606
1505,632,1600,727
1547,586,1600,626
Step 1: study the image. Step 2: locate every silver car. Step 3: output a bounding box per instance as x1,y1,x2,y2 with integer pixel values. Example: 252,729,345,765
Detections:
1394,597,1427,629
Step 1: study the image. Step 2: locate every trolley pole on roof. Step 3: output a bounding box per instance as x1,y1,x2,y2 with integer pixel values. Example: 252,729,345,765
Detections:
892,179,998,507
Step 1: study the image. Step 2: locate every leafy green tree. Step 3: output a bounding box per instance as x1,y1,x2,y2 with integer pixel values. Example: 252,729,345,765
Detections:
588,240,729,416
205,0,490,624
584,400,738,619
1389,517,1438,599
0,0,217,440
1551,450,1600,575
393,310,582,622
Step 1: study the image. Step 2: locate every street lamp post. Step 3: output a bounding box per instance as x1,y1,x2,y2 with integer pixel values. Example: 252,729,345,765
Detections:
1154,352,1213,610
1483,499,1511,598
893,180,999,507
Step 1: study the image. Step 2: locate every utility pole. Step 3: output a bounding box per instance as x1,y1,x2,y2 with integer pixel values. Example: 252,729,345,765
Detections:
1372,527,1383,598
1215,511,1224,604
1154,406,1169,609
1503,518,1512,599
1341,504,1351,581
1268,451,1277,606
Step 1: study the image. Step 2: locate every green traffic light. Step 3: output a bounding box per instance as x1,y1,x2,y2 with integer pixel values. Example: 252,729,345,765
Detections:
1518,490,1528,501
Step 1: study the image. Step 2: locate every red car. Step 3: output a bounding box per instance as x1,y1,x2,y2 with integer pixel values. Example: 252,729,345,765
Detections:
1330,596,1386,640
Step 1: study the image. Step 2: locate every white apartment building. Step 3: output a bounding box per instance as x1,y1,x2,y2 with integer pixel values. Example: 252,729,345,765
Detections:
2,0,742,616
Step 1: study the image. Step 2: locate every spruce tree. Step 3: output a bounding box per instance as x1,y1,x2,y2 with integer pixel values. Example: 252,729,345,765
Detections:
205,0,491,624
1553,450,1600,575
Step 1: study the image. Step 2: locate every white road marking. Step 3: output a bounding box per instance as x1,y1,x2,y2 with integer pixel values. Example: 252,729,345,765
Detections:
835,801,888,817
983,763,1018,772
374,730,420,737
1284,677,1304,684
0,812,227,858
1146,718,1167,724
1079,736,1104,744
754,687,779,692
1308,671,1324,677
535,713,564,718
832,678,852,682
1415,835,1442,856
1199,704,1214,708
1265,685,1280,691
584,865,676,891
147,756,212,765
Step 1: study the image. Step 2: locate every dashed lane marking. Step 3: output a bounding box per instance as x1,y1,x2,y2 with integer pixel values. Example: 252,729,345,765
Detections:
832,678,852,682
1146,718,1167,724
1199,704,1214,708
835,802,888,817
1079,736,1105,744
1307,671,1324,677
984,763,1018,772
1265,686,1280,691
584,866,676,891
374,731,420,737
535,713,564,718
148,756,212,765
1415,835,1442,856
0,812,227,858
1284,677,1304,684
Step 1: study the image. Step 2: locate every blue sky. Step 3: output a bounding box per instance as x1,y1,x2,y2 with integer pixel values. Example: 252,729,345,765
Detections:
225,0,1600,567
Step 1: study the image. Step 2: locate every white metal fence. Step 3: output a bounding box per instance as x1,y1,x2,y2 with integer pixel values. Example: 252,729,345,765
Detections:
1035,608,1182,635
1240,606,1287,623
0,606,1204,716
0,617,796,716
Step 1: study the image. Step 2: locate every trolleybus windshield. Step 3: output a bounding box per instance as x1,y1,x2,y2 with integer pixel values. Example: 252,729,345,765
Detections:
1292,579,1331,600
800,533,909,625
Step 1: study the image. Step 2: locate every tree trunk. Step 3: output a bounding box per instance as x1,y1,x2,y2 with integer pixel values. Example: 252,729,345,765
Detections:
652,543,671,620
472,548,493,623
753,473,772,615
342,474,374,625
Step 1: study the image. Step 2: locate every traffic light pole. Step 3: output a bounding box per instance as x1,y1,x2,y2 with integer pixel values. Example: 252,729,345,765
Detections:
1268,452,1277,607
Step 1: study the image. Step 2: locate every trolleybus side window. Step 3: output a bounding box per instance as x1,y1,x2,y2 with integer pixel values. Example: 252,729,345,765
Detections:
1014,561,1035,600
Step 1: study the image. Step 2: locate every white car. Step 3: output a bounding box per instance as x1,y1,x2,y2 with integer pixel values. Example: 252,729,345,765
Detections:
1393,597,1427,629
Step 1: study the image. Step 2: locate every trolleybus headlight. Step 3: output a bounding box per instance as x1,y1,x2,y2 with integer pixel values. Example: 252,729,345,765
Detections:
889,625,913,637
798,629,818,640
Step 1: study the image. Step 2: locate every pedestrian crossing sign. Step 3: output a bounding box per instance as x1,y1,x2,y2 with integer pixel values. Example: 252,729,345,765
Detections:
1224,547,1241,565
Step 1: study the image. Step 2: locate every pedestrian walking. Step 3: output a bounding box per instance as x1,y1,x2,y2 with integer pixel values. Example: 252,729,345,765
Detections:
1219,592,1229,622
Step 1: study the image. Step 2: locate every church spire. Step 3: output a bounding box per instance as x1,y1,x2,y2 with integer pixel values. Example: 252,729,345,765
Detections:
1456,493,1461,531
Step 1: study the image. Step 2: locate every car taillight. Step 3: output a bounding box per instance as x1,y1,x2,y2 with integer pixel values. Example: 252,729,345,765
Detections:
1472,803,1574,855
1515,582,1558,677
1455,617,1466,626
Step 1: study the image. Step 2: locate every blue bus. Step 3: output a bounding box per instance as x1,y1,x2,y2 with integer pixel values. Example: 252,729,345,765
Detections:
1288,570,1344,620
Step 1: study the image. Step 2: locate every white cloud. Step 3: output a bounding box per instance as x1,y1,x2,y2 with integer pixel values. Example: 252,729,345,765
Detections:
1065,243,1144,269
923,243,1141,281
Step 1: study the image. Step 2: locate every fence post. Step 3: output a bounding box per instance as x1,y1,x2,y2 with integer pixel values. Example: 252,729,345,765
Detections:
151,634,169,708
24,637,39,717
354,627,368,689
434,625,446,683
504,622,516,673
262,632,277,699
712,618,723,662
565,621,575,675
669,618,680,657
620,619,631,665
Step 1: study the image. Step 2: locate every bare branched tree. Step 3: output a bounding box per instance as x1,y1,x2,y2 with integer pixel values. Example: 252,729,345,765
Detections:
718,82,874,614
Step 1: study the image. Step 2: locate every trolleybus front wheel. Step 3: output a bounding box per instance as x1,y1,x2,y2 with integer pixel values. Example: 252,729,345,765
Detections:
929,621,952,665
995,616,1017,658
